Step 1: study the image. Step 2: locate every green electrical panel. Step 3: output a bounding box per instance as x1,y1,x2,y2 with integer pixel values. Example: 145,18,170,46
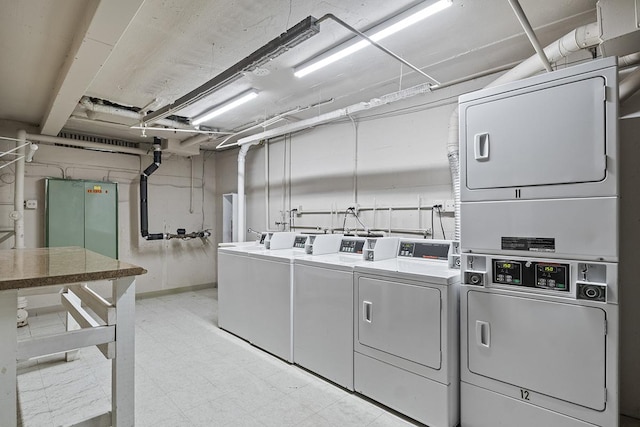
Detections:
45,178,118,259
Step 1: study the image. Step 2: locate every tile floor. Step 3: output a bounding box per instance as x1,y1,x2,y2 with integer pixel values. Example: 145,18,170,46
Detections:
16,287,640,427
16,288,419,427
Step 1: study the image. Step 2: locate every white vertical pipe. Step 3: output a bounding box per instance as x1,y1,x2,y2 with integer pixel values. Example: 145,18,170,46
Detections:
264,141,270,230
14,130,26,249
237,143,257,242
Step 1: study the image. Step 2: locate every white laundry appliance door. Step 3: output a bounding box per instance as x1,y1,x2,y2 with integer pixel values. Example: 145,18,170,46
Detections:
248,256,292,361
463,77,606,191
218,251,251,339
467,291,607,410
293,263,354,389
357,276,441,369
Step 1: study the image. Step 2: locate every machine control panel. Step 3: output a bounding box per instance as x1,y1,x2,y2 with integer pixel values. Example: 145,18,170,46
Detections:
339,239,364,254
398,241,449,260
293,236,308,248
492,259,569,292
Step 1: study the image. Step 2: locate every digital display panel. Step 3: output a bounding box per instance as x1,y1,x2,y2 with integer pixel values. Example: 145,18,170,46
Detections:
492,259,569,292
340,239,364,254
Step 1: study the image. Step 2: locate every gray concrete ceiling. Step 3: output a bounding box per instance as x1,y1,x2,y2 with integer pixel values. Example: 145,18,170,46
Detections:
0,0,598,150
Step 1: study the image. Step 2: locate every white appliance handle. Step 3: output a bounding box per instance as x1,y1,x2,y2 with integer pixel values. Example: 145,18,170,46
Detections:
476,320,491,348
363,301,372,323
474,133,490,161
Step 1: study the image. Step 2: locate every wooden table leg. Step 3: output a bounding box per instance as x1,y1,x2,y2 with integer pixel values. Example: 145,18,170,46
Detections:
0,289,18,427
112,277,135,427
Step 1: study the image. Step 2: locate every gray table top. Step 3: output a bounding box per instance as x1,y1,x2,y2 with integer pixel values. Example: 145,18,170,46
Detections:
0,247,146,291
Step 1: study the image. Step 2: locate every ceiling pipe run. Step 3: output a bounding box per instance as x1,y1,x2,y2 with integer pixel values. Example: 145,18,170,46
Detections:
79,97,193,130
486,22,601,89
506,0,553,72
26,133,148,156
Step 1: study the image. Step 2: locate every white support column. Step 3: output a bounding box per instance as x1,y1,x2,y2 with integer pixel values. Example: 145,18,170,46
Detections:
0,290,18,427
14,130,26,249
112,276,135,427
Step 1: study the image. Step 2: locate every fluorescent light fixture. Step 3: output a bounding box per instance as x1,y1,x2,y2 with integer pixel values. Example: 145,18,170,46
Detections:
294,0,452,78
191,90,259,126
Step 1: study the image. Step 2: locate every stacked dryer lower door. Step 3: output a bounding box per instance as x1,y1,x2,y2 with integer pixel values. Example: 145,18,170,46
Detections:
353,258,459,427
460,256,618,427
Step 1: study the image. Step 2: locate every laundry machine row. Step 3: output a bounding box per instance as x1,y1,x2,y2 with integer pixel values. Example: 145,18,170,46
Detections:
218,232,343,362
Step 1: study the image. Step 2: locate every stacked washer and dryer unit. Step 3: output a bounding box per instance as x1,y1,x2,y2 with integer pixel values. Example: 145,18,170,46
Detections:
459,57,620,426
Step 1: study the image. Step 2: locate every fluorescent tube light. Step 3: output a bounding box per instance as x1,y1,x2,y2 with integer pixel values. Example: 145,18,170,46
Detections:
191,90,259,126
294,0,452,78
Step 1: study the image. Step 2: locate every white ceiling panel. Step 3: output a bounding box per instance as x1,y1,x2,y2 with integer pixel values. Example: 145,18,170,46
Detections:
0,0,601,149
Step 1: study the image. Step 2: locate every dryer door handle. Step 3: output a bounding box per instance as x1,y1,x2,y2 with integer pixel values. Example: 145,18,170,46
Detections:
474,133,490,161
476,320,491,348
363,301,372,323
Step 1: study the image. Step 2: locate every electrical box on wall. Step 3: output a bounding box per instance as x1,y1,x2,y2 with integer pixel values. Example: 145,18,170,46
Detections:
45,178,118,259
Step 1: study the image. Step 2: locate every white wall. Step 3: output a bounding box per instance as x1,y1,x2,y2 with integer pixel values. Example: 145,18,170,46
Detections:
214,76,494,252
0,133,216,308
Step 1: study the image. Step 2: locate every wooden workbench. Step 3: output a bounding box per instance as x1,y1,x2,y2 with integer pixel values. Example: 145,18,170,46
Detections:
0,247,146,427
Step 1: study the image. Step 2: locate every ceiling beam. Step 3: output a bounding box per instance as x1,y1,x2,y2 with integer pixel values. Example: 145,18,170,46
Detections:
40,0,145,136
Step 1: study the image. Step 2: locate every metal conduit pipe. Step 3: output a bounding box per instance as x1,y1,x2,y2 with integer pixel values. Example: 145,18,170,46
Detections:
79,97,193,130
447,22,601,240
506,0,552,72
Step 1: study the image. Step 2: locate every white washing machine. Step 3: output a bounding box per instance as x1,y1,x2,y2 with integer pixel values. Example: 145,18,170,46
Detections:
218,232,297,350
217,232,272,337
243,233,343,362
353,239,460,427
460,255,619,427
293,236,399,390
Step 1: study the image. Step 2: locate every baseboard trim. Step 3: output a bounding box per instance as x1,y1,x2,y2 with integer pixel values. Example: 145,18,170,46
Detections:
136,283,217,300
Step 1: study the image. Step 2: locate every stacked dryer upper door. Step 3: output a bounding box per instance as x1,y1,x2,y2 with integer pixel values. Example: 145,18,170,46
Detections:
459,57,618,262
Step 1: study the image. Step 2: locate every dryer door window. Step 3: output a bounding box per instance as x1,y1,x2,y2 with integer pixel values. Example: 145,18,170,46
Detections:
358,277,441,369
467,291,606,410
